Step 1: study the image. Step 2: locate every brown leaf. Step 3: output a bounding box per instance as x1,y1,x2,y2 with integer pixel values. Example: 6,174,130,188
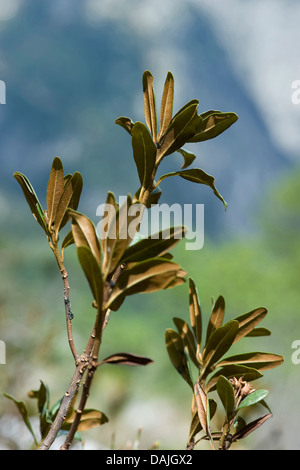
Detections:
106,258,186,308
63,409,108,431
14,172,49,236
189,278,202,354
115,116,134,135
69,209,101,267
77,246,103,309
173,317,198,368
202,321,239,377
165,329,193,388
56,171,83,232
216,352,284,371
101,352,154,366
53,172,83,240
232,413,272,442
205,295,225,344
233,307,268,343
46,157,64,229
121,226,186,264
99,191,117,267
143,71,157,141
158,71,174,141
194,382,210,436
103,195,141,277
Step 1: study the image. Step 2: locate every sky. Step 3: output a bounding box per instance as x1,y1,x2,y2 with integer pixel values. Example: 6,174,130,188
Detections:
82,0,300,161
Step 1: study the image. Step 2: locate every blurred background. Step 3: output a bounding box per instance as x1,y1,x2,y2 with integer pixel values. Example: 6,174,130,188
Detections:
0,0,299,450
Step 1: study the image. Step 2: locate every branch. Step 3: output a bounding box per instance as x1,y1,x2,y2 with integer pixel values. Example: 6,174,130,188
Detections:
51,242,79,361
60,364,95,450
60,266,126,449
38,359,88,450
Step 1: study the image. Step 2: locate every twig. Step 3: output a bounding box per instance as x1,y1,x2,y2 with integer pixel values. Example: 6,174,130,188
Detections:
38,360,88,450
51,243,79,361
60,364,95,450
60,266,126,449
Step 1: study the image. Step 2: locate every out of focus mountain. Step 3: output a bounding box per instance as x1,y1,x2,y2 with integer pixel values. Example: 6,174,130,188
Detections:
0,0,295,239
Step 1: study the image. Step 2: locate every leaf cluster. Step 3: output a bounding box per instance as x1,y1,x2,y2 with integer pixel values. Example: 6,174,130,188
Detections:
4,381,108,448
14,158,82,243
165,278,283,449
116,70,238,210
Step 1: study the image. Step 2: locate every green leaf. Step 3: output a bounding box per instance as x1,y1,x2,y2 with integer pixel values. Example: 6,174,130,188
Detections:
237,389,269,410
69,209,101,267
156,168,227,210
173,317,198,368
46,156,64,229
216,375,235,419
187,111,238,142
172,99,199,119
165,329,193,388
177,148,197,169
115,116,134,135
28,381,51,438
121,226,186,264
205,295,225,344
233,307,268,343
77,246,103,309
143,71,157,141
189,278,202,354
233,416,246,434
232,413,272,442
131,122,156,189
216,352,284,371
158,71,174,141
101,352,153,366
201,320,239,377
14,172,49,236
28,380,49,416
157,100,199,159
4,393,38,446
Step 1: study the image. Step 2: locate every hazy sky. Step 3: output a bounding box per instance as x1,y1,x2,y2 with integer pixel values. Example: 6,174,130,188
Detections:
1,0,299,161
83,0,300,162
